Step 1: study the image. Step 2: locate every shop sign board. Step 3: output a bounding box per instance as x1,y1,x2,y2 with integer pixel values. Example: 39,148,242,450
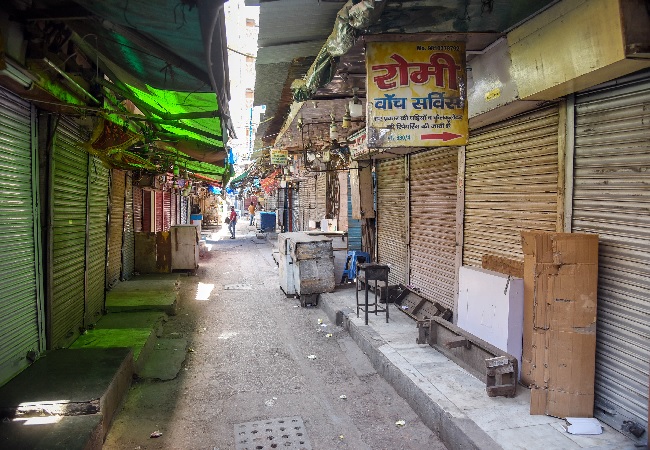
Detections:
270,149,289,165
366,41,468,148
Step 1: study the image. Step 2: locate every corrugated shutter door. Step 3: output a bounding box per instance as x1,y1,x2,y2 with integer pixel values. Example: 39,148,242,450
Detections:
0,90,43,383
300,176,316,229
171,192,177,226
347,173,362,251
155,191,162,232
51,117,88,348
463,105,559,266
316,173,326,222
121,174,134,280
180,196,188,224
377,157,407,285
573,75,650,438
106,169,125,288
85,156,109,325
163,191,171,231
133,186,143,233
409,149,458,310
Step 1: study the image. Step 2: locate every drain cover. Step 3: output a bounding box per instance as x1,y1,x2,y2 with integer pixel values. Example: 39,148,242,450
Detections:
234,416,312,450
224,284,252,290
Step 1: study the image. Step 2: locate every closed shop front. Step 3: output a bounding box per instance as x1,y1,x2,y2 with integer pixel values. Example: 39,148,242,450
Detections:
154,190,163,232
122,173,134,280
171,192,177,226
347,174,362,251
409,148,458,310
376,157,407,286
180,195,188,225
463,105,560,267
107,169,125,288
163,190,171,231
0,89,44,383
133,186,143,233
572,74,649,440
315,172,326,223
85,156,109,325
143,190,152,231
299,176,316,230
50,117,89,348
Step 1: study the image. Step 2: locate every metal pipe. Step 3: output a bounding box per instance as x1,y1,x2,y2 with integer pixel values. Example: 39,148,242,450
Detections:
43,58,101,104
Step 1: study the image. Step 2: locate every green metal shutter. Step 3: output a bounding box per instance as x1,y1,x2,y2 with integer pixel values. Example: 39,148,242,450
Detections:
50,117,89,348
0,89,44,385
122,174,134,280
107,169,125,288
84,156,109,326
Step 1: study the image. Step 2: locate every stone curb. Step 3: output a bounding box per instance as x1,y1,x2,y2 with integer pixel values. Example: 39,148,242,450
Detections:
319,294,501,450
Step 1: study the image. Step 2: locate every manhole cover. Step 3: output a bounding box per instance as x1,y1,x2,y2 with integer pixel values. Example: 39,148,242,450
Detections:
234,416,312,450
224,284,252,290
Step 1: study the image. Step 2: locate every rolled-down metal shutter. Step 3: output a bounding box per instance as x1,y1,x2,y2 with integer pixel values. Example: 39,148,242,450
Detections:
409,148,458,310
163,190,171,231
347,174,362,251
377,157,407,285
121,174,134,280
106,169,125,288
143,190,152,231
133,186,143,233
315,172,326,222
0,90,43,384
300,176,316,229
171,192,177,227
155,190,163,232
51,117,88,348
180,195,188,224
573,74,650,441
463,105,559,267
85,156,109,325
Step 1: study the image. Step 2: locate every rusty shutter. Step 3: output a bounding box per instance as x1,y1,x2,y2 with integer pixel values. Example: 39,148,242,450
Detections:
573,74,650,442
376,157,407,286
299,176,317,229
121,174,134,280
50,117,89,348
0,89,44,383
163,190,171,231
154,190,163,232
84,156,109,326
143,190,152,231
463,105,559,267
106,169,125,288
133,186,143,233
409,148,458,310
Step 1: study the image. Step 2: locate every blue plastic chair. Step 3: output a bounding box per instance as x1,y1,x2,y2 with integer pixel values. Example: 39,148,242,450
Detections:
341,251,371,283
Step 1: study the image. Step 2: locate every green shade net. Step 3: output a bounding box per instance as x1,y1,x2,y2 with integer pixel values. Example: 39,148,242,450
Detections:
126,84,223,148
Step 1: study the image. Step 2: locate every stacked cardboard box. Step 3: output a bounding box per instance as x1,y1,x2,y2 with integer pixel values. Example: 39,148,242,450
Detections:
521,231,599,418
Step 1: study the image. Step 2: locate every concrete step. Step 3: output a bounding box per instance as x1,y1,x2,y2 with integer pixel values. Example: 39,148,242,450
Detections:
0,348,133,445
106,289,178,315
136,338,188,381
0,414,103,450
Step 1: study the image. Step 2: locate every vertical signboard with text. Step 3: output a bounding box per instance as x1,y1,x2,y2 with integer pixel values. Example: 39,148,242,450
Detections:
366,41,467,148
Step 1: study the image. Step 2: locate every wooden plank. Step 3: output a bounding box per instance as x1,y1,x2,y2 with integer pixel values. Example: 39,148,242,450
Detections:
481,254,524,278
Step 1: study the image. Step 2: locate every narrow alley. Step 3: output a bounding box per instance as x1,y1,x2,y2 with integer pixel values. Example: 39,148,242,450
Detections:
102,220,446,450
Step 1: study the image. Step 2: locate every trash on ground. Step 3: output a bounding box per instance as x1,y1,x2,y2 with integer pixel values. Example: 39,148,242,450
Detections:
339,435,344,440
326,333,333,338
395,420,406,427
307,354,317,360
187,348,195,353
320,324,327,328
401,305,408,310
565,417,602,435
339,395,347,400
150,430,163,438
318,319,323,324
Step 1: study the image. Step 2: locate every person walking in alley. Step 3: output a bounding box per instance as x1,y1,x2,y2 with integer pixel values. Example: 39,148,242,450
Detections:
228,206,237,239
248,202,256,226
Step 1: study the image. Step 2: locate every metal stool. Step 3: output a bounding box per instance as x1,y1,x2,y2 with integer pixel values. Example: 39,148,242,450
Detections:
341,250,371,283
356,263,390,325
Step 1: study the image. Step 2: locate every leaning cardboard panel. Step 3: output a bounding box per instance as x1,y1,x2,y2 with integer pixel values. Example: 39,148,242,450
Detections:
521,231,599,418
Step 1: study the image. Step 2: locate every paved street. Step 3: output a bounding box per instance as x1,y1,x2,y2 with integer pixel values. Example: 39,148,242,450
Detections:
103,222,447,450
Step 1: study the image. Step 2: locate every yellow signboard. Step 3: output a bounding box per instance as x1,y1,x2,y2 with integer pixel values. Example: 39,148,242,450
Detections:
366,41,468,148
270,149,288,165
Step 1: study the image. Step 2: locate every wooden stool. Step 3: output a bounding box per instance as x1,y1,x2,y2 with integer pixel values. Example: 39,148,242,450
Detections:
356,263,390,325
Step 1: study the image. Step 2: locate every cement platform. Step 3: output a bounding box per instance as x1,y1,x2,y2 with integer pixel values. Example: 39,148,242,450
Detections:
105,274,180,315
319,286,638,450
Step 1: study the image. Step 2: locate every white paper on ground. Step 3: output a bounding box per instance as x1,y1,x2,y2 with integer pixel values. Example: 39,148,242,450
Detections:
565,417,603,435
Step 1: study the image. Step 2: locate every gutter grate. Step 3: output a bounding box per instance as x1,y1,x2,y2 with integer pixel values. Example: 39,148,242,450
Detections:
234,416,312,450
